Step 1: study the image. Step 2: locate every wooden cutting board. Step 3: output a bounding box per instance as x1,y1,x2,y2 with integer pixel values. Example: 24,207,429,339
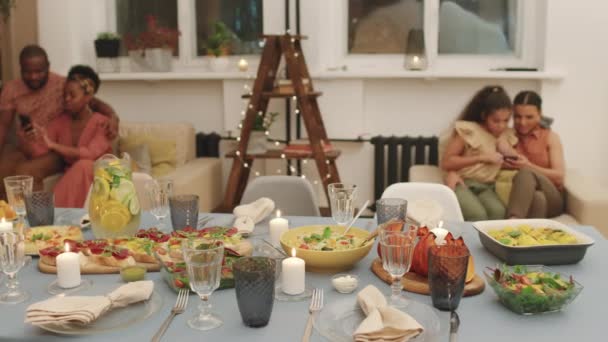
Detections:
38,261,160,274
371,258,485,296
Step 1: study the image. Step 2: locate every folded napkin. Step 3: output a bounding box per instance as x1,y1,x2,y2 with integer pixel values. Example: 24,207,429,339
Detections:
25,281,154,328
407,199,443,229
233,197,275,233
354,285,423,342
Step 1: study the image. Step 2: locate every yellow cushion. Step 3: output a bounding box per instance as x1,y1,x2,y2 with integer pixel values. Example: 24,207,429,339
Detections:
495,170,518,205
119,134,177,177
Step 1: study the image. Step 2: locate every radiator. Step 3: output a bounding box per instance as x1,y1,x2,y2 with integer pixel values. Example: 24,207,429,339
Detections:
370,136,439,205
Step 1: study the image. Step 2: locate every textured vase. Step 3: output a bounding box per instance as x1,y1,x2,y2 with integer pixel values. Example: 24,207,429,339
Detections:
144,48,172,72
247,131,268,154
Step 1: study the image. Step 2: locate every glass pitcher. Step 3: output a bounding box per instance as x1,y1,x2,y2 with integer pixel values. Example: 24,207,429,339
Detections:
89,153,141,238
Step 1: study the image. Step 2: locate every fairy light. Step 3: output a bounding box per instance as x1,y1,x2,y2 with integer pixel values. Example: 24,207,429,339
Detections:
274,141,280,146
241,110,246,116
280,153,286,159
235,151,241,156
302,159,308,165
248,104,253,109
243,163,249,168
257,111,263,116
292,96,297,101
294,52,299,58
236,137,241,142
295,109,300,114
264,131,270,136
255,171,260,176
238,123,243,129
301,175,306,179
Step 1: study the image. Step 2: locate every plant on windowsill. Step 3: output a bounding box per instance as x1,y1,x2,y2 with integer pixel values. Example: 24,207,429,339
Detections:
247,112,279,154
94,32,121,73
124,15,180,72
204,21,234,72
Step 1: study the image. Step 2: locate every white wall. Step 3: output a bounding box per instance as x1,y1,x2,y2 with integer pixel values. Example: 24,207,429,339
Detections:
36,0,608,209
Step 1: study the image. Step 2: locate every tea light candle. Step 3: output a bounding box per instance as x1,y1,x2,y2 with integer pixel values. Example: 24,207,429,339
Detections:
269,210,289,246
56,244,81,288
238,58,249,72
282,248,305,295
0,217,12,233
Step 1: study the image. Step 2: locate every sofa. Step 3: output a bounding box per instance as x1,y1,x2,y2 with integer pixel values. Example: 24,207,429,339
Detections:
409,165,608,238
44,121,222,212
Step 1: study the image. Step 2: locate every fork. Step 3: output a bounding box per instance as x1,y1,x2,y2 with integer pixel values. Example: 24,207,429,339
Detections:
302,288,324,342
151,288,189,342
197,216,212,228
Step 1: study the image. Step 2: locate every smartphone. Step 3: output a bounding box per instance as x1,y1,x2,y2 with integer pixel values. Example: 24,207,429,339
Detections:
18,114,33,131
504,155,518,161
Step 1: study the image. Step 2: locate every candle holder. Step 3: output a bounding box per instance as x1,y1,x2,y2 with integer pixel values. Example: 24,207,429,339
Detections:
404,28,427,71
275,285,312,302
48,278,93,295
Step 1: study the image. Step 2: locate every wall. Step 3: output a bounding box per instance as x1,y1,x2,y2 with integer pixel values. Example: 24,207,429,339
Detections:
34,0,608,209
0,0,38,81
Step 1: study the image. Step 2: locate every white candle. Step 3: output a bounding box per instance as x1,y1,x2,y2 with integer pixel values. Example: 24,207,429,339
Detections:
430,220,449,245
269,210,289,246
0,217,12,233
282,248,305,295
56,244,81,288
237,58,249,72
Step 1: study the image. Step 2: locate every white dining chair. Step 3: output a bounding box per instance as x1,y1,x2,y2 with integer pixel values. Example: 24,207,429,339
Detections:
240,176,321,217
380,182,464,222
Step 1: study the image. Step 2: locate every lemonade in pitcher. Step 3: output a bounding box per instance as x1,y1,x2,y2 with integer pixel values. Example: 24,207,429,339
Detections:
89,154,141,238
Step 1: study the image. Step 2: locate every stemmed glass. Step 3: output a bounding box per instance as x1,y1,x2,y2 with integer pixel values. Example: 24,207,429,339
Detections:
182,239,224,331
0,231,29,304
379,230,415,308
328,183,357,226
145,179,173,230
4,175,33,233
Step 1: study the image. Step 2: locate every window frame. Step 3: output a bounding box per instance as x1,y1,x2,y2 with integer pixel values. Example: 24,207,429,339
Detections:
105,0,281,71
315,0,541,73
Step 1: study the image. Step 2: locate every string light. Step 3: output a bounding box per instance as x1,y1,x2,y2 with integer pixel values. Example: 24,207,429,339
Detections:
274,141,280,146
294,109,300,114
280,153,286,159
235,151,241,156
241,110,246,116
264,131,270,136
255,171,260,176
257,111,263,116
236,137,241,142
294,52,299,58
243,163,249,168
291,38,296,43
248,104,253,109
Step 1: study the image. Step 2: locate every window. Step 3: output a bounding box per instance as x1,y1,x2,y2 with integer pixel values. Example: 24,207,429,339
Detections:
348,0,424,54
195,0,264,56
115,0,179,55
438,0,517,55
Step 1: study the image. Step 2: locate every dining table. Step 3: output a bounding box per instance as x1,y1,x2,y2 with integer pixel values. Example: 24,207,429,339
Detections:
2,209,606,341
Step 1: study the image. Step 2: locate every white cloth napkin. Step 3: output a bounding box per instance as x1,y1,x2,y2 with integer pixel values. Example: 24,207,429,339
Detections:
407,199,443,228
233,197,275,233
353,285,424,342
25,281,154,327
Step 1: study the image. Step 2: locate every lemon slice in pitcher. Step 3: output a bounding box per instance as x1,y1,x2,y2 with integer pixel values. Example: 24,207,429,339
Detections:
100,211,130,232
93,177,111,200
110,179,136,205
128,197,140,215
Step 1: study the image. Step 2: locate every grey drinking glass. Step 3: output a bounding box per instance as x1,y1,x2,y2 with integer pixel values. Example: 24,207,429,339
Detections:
169,195,199,231
376,198,407,225
24,191,54,227
428,245,469,311
233,257,276,327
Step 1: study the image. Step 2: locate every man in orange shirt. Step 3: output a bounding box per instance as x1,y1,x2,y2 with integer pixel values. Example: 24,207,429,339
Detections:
0,45,119,198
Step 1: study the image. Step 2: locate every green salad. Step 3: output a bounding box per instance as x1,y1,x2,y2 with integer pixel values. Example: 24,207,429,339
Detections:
296,227,364,251
485,265,582,314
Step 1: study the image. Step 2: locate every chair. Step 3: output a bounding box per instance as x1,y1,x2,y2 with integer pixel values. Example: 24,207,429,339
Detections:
240,176,321,217
83,172,154,211
381,182,464,222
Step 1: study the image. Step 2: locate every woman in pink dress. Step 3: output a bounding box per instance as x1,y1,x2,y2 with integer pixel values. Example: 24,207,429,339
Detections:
31,66,111,207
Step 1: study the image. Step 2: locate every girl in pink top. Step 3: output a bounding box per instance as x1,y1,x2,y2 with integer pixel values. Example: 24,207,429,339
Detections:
33,66,112,207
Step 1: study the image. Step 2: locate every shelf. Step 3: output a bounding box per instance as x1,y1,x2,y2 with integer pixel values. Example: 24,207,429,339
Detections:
241,91,322,99
262,34,308,40
226,148,340,160
315,70,565,80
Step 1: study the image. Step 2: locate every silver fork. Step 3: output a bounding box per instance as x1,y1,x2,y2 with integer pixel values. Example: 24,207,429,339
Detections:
197,216,212,228
151,288,189,342
301,288,324,342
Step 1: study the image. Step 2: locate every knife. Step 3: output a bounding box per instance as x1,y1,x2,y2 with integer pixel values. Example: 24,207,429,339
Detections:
449,311,459,342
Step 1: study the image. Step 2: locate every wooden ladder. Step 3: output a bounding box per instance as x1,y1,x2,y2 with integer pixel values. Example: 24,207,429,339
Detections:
220,34,341,211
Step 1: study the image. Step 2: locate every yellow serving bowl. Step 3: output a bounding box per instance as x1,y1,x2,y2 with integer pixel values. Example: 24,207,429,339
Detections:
280,225,374,273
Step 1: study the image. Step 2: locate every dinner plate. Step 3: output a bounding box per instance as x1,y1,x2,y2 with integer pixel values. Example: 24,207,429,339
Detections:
313,296,441,342
36,290,163,335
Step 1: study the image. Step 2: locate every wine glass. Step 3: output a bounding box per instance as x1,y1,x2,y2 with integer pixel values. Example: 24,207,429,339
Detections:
328,183,357,226
182,239,224,331
379,230,415,308
4,175,33,233
0,231,29,304
145,179,173,230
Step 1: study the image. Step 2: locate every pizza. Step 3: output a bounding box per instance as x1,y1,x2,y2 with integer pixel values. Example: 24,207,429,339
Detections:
25,226,84,255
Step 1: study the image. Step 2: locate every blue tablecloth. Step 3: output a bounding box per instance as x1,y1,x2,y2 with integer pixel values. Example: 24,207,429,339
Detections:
2,209,605,341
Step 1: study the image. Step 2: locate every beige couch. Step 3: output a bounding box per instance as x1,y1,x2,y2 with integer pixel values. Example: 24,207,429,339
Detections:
44,122,222,212
409,165,608,238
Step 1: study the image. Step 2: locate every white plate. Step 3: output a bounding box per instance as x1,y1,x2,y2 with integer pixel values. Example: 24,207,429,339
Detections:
36,290,163,335
313,297,441,342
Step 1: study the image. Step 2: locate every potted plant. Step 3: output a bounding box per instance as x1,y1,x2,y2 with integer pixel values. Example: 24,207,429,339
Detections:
125,15,180,72
205,21,234,72
247,112,278,154
94,32,121,73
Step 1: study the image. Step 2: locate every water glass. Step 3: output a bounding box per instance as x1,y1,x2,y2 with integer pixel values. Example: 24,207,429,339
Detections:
376,198,407,225
233,257,276,327
428,245,469,311
0,232,29,304
145,179,173,229
328,183,357,226
182,239,224,330
379,230,415,308
24,191,54,227
169,195,199,230
4,175,33,223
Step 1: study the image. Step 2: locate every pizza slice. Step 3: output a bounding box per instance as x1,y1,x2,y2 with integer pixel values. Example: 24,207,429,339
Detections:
81,239,135,268
38,239,84,266
25,226,83,255
112,237,158,264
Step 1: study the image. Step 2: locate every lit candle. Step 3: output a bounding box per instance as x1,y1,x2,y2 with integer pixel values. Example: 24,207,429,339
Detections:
429,220,449,245
56,243,81,288
238,58,249,72
269,210,289,246
282,248,305,295
0,217,13,233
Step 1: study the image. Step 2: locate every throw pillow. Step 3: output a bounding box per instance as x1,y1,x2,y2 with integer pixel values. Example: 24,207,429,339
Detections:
119,134,177,177
122,144,152,175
